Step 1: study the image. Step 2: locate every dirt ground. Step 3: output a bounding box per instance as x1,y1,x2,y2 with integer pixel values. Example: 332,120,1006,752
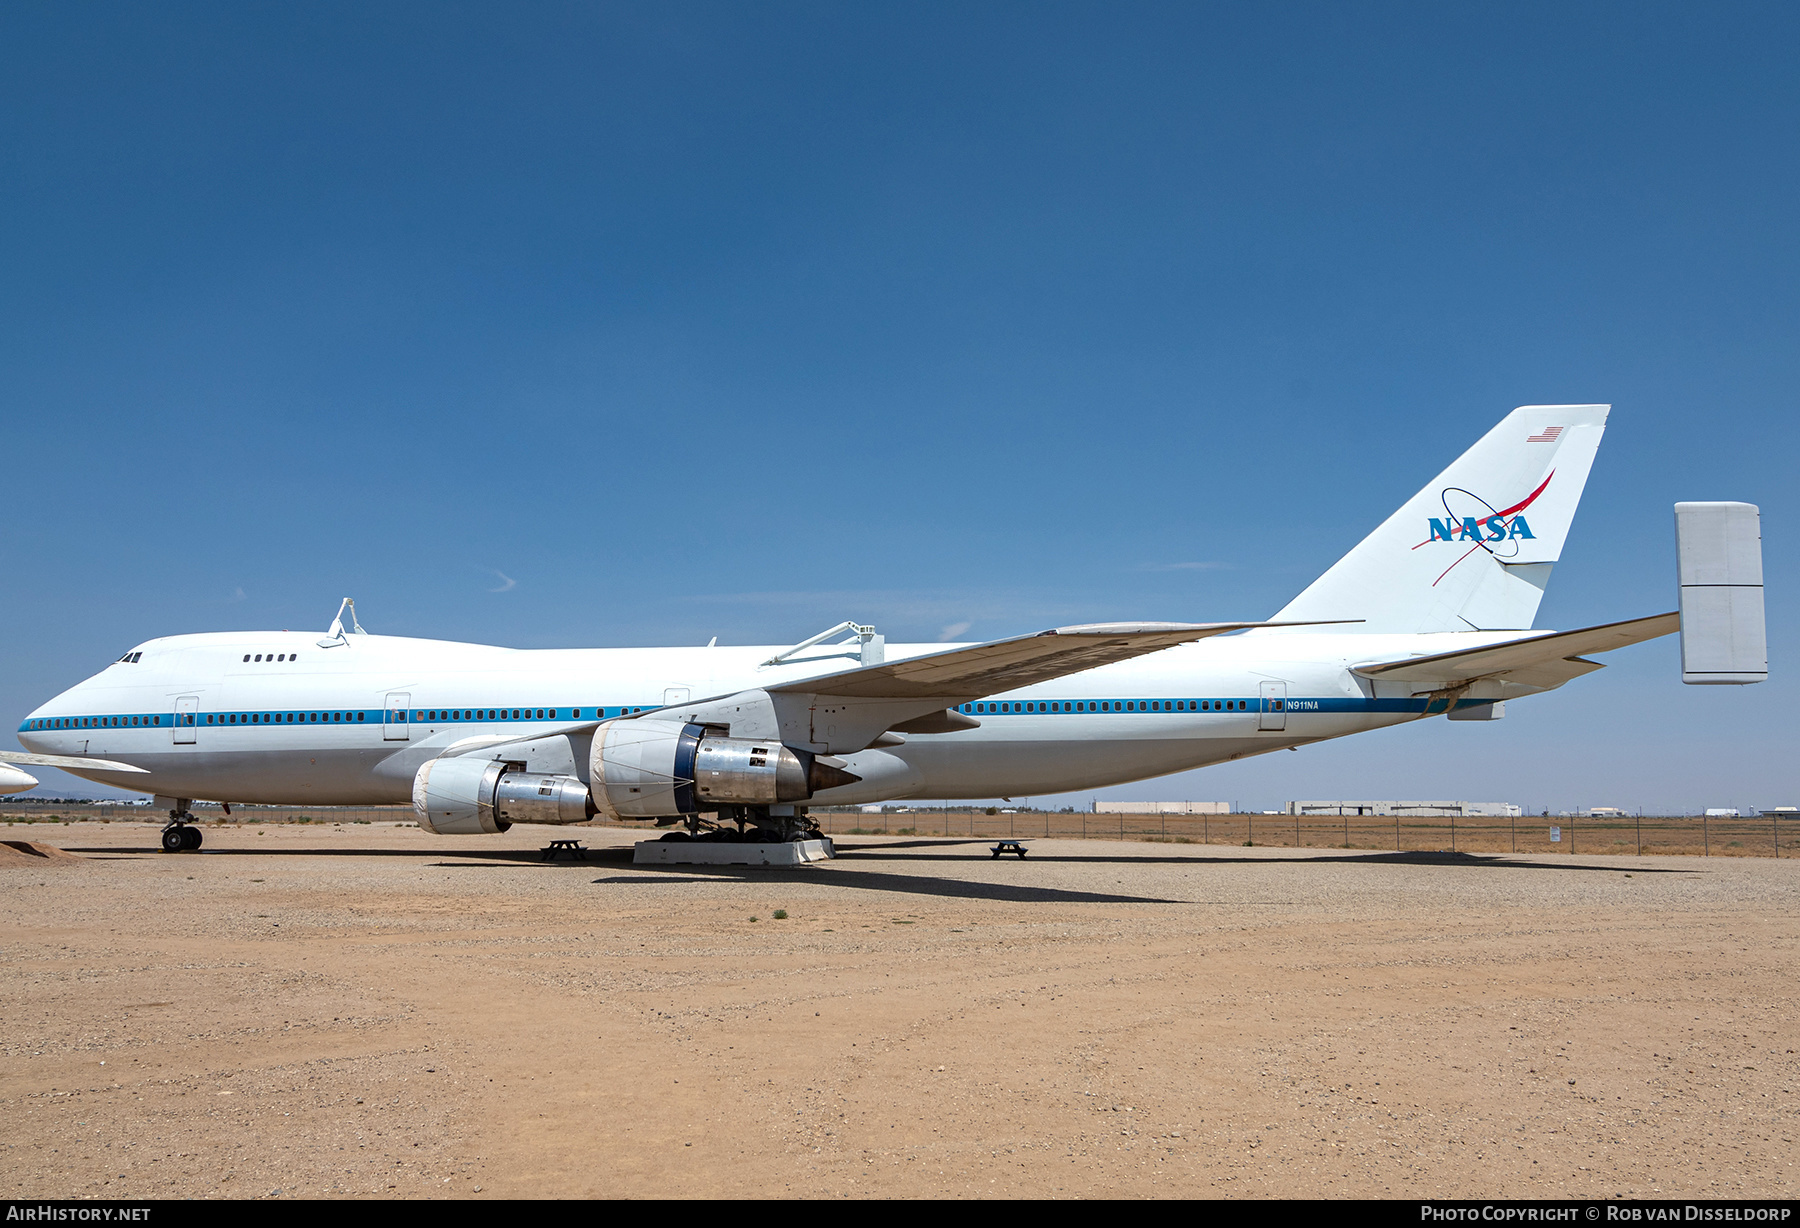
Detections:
2,820,1795,1200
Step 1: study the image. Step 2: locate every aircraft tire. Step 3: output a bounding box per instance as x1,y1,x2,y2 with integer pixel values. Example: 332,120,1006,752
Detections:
182,826,203,851
161,828,185,853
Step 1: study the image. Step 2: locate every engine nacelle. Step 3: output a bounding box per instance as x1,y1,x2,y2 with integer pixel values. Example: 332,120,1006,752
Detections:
589,718,858,820
412,756,594,835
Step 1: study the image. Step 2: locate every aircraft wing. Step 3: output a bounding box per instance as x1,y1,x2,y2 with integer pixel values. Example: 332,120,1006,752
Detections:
0,749,150,775
1351,612,1679,690
767,621,1334,700
463,620,1351,760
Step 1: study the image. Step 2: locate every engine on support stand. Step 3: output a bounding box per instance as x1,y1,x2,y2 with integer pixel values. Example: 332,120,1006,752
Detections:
590,718,858,843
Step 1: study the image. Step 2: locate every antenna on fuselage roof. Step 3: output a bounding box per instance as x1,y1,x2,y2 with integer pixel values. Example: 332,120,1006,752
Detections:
318,597,367,648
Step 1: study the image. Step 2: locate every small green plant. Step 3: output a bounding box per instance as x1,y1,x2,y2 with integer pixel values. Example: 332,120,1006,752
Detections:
749,915,759,922
1243,839,1254,847
984,807,998,815
773,909,788,920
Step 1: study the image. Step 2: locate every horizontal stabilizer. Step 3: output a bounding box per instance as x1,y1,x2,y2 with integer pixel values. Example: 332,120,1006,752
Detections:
1353,612,1679,690
770,621,1348,701
0,749,150,774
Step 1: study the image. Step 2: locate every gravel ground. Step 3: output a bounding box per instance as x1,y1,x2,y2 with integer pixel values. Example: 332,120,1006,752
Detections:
2,820,1795,1199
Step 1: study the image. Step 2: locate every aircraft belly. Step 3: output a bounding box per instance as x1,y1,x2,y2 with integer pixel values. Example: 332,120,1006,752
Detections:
43,747,409,806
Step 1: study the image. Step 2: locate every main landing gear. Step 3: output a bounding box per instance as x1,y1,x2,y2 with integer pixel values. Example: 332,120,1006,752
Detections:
159,797,203,853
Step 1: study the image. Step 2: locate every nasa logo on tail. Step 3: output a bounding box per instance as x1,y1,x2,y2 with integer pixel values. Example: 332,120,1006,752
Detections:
1418,424,1567,555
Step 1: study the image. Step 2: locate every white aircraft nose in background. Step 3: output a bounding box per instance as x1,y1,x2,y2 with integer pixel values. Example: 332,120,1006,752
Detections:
0,763,38,795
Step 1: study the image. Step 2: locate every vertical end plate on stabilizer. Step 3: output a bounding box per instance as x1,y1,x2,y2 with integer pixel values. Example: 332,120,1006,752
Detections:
1675,502,1767,684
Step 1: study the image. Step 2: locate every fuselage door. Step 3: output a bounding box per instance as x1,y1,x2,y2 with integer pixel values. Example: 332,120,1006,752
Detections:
384,692,411,741
1259,681,1288,731
174,695,199,744
663,687,691,707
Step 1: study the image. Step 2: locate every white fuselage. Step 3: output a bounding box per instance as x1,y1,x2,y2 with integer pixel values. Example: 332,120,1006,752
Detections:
17,627,1545,807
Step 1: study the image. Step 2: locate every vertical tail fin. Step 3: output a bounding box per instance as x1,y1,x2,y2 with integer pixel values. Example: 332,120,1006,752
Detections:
1271,404,1609,633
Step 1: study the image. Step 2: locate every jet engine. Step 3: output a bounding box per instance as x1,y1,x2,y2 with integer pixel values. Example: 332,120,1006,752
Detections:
412,756,594,835
589,718,859,820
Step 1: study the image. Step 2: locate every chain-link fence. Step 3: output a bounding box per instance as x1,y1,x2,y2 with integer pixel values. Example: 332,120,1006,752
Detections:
2,802,1788,857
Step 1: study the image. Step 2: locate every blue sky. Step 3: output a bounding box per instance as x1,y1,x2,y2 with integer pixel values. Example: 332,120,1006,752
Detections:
4,2,1795,811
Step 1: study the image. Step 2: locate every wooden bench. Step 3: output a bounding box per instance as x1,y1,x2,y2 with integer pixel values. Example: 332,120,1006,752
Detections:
990,840,1028,859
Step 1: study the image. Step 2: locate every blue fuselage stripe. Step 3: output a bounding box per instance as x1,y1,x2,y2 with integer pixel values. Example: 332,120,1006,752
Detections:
20,695,1477,733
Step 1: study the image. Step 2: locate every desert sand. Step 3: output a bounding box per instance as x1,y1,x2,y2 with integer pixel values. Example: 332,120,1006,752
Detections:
2,820,1795,1199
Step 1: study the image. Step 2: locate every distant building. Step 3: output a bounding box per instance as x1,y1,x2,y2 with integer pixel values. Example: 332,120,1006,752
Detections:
1285,800,1522,818
1094,801,1230,815
1705,808,1741,818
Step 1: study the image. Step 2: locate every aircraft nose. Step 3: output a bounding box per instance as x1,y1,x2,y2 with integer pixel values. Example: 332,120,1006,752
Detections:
0,764,39,795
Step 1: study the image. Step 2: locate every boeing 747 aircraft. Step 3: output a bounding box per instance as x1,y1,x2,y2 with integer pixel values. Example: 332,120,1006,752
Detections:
13,405,1679,851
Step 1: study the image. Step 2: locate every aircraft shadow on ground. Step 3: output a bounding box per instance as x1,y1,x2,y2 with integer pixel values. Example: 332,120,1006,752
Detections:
64,843,1696,879
592,866,1178,905
67,845,635,866
829,844,1698,875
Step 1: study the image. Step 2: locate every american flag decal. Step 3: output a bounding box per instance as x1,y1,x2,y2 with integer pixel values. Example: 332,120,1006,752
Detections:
1527,425,1565,443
